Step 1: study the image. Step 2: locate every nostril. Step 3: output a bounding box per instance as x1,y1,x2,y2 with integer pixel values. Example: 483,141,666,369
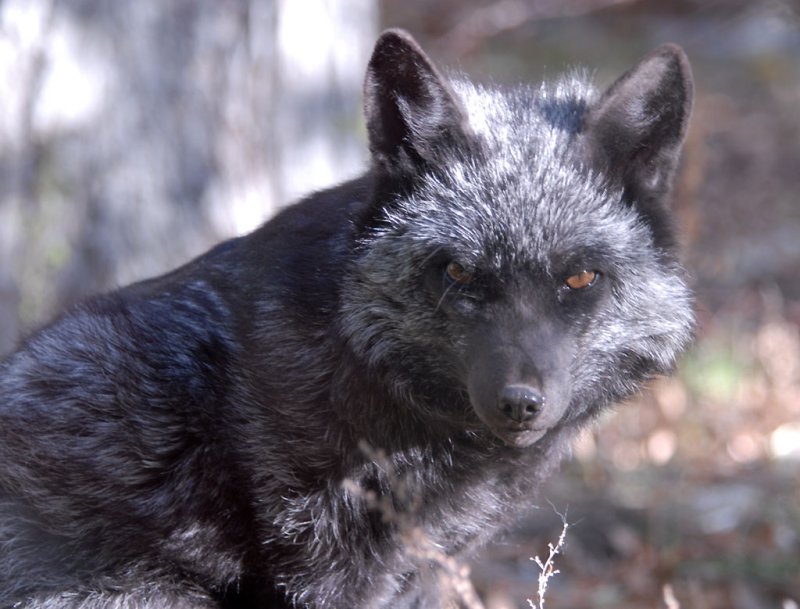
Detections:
498,385,545,423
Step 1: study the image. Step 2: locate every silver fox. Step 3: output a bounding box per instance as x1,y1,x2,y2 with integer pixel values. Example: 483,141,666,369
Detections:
0,29,694,608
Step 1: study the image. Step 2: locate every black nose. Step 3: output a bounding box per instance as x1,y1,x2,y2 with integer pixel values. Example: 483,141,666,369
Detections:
498,384,545,423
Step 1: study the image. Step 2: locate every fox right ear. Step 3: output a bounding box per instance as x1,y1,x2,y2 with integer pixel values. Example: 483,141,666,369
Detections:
581,44,693,213
364,29,469,179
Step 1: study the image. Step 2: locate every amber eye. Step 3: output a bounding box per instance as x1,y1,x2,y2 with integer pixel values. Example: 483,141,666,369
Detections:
565,270,598,290
445,261,474,286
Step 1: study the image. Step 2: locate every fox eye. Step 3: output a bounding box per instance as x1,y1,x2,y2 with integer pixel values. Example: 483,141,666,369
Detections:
445,261,474,286
564,270,598,290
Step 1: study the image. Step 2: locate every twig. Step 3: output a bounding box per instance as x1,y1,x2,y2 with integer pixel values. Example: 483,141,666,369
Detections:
527,509,569,609
663,584,680,609
439,0,640,57
345,441,486,609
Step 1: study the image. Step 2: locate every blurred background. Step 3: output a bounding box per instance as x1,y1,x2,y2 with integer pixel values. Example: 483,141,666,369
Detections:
0,0,798,607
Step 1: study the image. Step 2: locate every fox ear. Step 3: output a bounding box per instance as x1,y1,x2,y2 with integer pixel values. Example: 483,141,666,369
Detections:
364,29,469,179
582,44,693,213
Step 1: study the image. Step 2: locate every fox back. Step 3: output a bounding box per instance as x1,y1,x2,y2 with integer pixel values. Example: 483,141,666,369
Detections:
0,30,694,609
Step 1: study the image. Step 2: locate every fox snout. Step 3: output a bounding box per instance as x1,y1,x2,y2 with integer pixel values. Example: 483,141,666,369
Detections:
465,326,574,447
470,371,565,447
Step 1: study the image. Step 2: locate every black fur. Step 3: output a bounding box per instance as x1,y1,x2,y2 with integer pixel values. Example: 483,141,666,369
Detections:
0,30,694,608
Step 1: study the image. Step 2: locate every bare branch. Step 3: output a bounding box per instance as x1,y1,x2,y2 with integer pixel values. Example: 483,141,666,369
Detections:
663,584,680,609
527,509,569,609
346,441,486,609
440,0,640,57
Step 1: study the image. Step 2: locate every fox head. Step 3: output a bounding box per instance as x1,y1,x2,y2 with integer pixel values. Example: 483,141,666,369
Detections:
341,30,694,448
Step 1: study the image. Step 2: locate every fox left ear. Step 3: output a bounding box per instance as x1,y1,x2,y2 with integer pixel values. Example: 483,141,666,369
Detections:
581,44,693,218
364,29,469,181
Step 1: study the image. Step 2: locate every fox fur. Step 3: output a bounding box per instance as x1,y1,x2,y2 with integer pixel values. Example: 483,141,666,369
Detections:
0,29,694,608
